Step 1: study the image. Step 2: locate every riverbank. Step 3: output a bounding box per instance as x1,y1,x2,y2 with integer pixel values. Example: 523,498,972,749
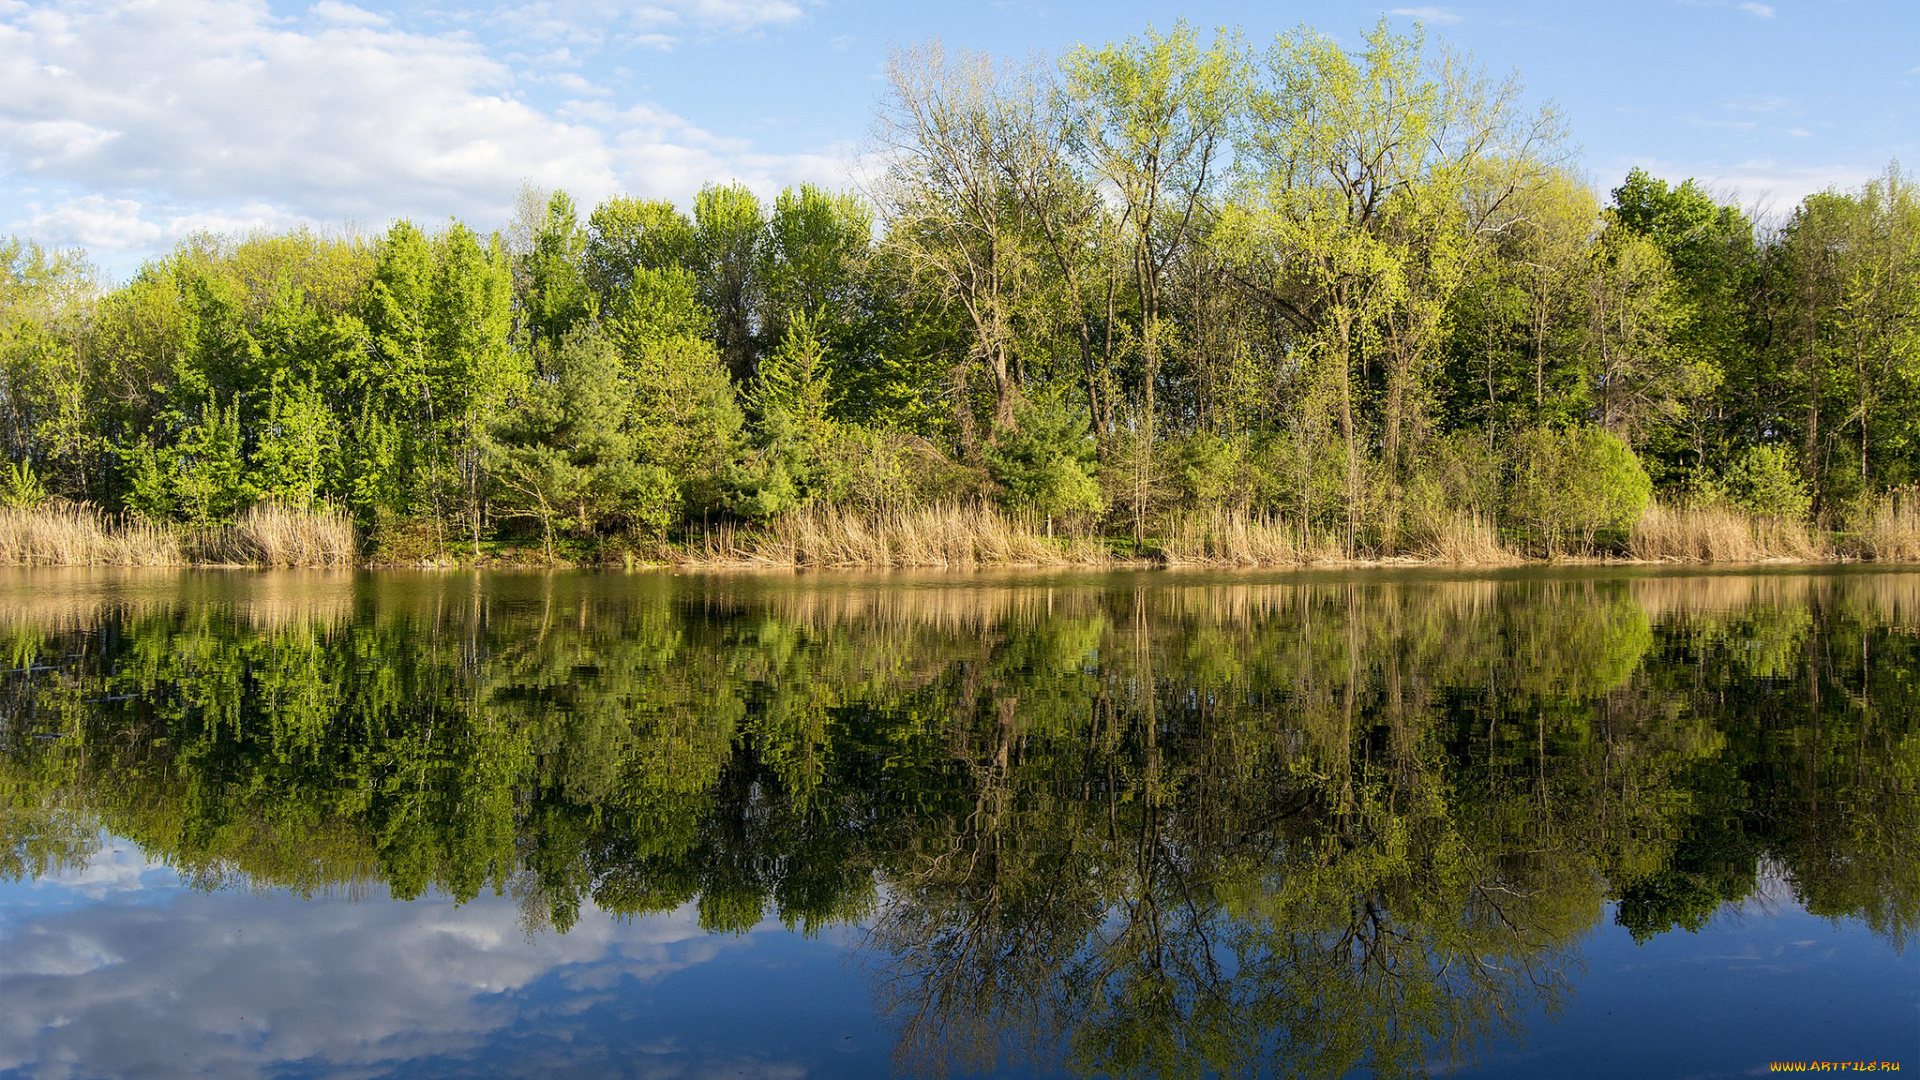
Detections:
0,502,358,568
3,500,1916,571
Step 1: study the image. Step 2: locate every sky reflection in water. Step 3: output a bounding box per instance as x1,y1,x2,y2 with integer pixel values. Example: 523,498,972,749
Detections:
0,568,1916,1078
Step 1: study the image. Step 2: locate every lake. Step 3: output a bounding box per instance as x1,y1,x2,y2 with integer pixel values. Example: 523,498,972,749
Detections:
0,567,1914,1079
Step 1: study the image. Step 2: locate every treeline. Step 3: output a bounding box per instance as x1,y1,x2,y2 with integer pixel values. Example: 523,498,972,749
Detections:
3,573,1915,1076
1,21,1917,561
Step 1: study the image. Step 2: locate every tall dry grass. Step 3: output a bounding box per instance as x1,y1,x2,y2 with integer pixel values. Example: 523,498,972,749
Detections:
1157,509,1343,566
1629,501,1823,563
0,501,357,567
1849,489,1920,561
218,502,359,567
0,502,182,565
680,503,1111,569
1404,511,1521,566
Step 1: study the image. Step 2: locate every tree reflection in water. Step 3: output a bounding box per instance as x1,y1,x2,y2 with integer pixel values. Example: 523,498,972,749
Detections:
1,569,1915,1078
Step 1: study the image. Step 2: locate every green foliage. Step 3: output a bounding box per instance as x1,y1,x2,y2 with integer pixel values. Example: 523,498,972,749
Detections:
0,458,46,508
692,183,769,382
490,327,675,555
730,311,841,519
630,334,744,518
522,191,594,354
1720,444,1813,521
583,196,696,307
1504,425,1653,552
1173,431,1252,509
166,395,253,526
1404,430,1503,535
988,388,1104,521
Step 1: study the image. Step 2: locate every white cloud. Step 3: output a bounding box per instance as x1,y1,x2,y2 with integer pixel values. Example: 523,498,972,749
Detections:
495,0,807,49
1387,6,1464,24
1736,1,1774,17
1621,157,1881,219
0,884,757,1080
309,1,388,28
1723,95,1791,114
24,837,154,901
0,0,841,270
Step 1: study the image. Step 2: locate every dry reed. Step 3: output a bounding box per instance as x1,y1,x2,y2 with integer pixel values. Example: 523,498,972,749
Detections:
1404,512,1522,566
679,503,1112,569
0,502,183,566
1629,501,1823,563
0,502,356,567
223,502,359,567
1158,509,1322,566
1850,489,1920,561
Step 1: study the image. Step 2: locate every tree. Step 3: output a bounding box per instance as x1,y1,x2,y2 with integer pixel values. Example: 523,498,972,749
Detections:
429,222,523,556
875,42,1053,441
1065,21,1243,405
491,327,672,559
734,311,840,517
1224,20,1561,548
693,183,769,383
987,387,1104,525
520,191,594,358
1608,168,1761,476
1578,224,1707,458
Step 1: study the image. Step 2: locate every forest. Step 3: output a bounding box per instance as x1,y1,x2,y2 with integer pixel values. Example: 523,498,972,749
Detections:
0,21,1916,565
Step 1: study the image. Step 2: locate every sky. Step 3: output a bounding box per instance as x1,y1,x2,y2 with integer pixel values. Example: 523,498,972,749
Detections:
1,0,1914,278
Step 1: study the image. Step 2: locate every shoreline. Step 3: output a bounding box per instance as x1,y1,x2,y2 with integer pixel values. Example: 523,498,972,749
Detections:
0,551,1903,573
2,500,1915,572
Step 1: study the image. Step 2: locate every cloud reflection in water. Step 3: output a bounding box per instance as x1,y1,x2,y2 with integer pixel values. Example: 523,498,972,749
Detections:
0,841,811,1080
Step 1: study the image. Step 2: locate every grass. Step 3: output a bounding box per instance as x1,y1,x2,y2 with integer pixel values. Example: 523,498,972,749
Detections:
219,502,359,568
5,496,1911,571
677,503,1110,569
1156,509,1344,566
1847,488,1920,561
1629,501,1822,563
0,502,183,566
0,501,357,567
1404,511,1522,566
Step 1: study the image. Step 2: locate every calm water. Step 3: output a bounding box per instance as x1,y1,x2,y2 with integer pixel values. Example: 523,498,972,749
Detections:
0,567,1914,1080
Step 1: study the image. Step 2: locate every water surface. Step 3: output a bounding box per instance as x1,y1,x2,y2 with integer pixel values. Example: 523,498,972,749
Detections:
1,567,1915,1079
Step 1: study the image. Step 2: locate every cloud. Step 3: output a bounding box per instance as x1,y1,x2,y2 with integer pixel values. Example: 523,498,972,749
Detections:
17,836,160,901
0,0,841,270
0,1,614,237
0,877,753,1080
1386,6,1464,24
309,1,388,28
1722,95,1791,114
1621,157,1881,218
1736,1,1774,16
493,0,808,49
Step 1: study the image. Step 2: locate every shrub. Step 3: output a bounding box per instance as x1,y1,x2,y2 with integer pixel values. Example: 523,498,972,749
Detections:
1721,444,1812,521
1504,425,1652,553
987,389,1104,524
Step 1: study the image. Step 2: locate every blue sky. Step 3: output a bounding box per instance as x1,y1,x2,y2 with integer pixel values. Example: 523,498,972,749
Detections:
2,0,1914,278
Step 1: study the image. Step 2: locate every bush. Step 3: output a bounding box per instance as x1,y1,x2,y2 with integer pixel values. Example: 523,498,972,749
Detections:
1720,444,1812,521
987,389,1104,524
1504,426,1652,553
